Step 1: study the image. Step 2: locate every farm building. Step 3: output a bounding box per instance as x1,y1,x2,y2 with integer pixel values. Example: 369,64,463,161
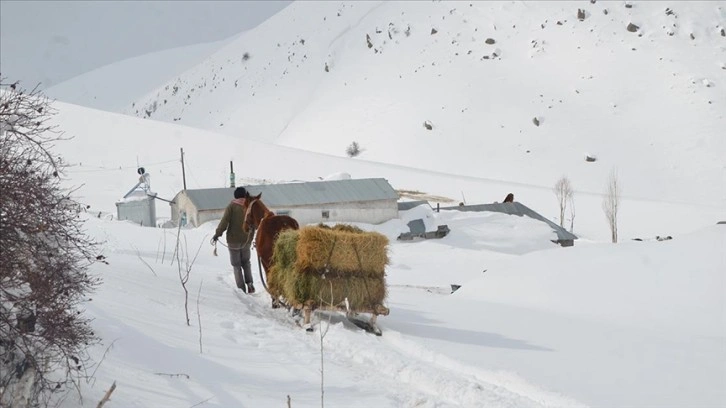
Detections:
440,201,578,247
170,178,399,227
116,170,157,227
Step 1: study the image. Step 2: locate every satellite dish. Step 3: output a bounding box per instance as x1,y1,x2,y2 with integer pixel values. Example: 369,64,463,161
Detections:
137,167,146,175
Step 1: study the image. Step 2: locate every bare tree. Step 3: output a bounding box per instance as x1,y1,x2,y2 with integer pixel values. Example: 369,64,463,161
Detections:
196,281,203,354
568,194,576,233
602,169,620,243
554,176,573,228
0,78,100,406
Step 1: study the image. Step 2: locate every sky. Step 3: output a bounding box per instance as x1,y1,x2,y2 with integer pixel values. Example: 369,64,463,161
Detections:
0,0,291,88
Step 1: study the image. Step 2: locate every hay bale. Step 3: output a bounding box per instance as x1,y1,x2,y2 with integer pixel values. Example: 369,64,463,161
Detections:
269,225,389,310
294,225,389,277
268,229,300,297
283,273,387,310
272,229,299,270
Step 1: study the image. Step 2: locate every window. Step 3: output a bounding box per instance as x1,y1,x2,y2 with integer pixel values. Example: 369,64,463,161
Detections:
322,210,330,219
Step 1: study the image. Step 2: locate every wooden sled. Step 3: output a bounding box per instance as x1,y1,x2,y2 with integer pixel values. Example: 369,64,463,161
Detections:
295,300,389,336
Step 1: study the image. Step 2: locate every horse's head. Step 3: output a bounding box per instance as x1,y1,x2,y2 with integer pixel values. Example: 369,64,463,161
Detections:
243,193,265,232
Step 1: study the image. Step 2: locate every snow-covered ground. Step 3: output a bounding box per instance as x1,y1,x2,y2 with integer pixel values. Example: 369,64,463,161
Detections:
61,206,724,408
43,99,724,407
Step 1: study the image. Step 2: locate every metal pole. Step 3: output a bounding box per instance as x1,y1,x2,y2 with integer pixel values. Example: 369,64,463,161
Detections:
230,161,235,188
180,148,187,190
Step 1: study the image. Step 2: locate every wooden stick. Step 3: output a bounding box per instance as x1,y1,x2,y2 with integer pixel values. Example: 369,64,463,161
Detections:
96,381,117,408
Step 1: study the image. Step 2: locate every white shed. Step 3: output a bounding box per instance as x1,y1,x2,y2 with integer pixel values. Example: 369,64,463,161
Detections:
116,171,157,227
170,178,399,227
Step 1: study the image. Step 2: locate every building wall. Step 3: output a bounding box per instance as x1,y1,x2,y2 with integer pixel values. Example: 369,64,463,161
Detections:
198,209,226,227
272,199,398,226
171,192,399,228
116,197,157,227
170,191,198,227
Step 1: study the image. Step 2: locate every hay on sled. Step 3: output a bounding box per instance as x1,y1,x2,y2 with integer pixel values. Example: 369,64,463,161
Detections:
293,225,389,277
269,225,389,310
267,229,299,298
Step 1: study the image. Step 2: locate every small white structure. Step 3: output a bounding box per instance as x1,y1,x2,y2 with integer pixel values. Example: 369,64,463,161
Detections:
170,178,400,227
116,168,157,227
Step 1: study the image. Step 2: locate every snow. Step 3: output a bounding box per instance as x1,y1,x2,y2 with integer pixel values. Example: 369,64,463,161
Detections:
5,1,726,407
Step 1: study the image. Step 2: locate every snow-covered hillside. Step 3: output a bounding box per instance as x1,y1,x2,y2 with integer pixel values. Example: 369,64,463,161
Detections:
42,97,724,407
126,1,726,207
45,39,230,111
51,100,723,243
58,209,725,408
5,2,724,407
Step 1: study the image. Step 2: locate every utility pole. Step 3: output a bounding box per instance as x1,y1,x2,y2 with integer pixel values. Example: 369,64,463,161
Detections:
230,161,235,188
180,147,187,190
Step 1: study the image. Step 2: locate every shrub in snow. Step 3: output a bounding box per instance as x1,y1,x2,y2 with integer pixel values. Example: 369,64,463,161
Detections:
577,9,587,21
485,38,496,44
585,154,597,162
431,28,438,35
346,141,361,157
423,120,434,130
627,23,640,33
242,52,250,61
0,78,100,407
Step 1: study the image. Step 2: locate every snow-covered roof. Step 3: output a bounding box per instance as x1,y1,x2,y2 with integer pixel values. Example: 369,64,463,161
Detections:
441,201,578,242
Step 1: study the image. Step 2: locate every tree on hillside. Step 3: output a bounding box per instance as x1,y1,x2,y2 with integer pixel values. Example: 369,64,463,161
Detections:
0,78,100,407
602,169,620,243
346,141,361,158
553,176,573,228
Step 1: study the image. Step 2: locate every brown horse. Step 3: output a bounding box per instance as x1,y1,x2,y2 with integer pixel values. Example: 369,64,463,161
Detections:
243,193,299,307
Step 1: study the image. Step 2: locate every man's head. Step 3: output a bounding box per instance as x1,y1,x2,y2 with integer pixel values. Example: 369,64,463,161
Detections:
234,187,247,199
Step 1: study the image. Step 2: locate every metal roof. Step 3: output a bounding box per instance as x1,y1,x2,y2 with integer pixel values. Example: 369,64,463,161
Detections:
398,200,432,211
178,178,398,211
440,201,578,242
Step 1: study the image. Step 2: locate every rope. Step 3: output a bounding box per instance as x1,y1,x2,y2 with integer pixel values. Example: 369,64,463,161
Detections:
322,237,338,276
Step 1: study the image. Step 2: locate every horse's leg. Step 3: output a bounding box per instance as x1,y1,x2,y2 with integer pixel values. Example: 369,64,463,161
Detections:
303,301,314,332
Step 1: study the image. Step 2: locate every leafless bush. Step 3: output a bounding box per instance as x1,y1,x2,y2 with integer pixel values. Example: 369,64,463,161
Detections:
602,169,620,243
568,194,576,233
345,141,361,158
172,224,204,326
0,78,100,406
554,176,574,228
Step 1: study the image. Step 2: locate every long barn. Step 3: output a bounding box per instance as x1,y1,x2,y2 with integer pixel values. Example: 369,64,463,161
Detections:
170,178,399,227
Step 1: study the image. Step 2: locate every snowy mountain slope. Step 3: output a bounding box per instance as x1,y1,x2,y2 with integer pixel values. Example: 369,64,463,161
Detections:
51,100,724,243
57,206,725,408
35,71,724,408
45,39,230,111
126,1,726,207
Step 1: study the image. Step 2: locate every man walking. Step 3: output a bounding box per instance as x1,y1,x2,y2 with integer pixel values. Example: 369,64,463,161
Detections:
212,187,255,293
